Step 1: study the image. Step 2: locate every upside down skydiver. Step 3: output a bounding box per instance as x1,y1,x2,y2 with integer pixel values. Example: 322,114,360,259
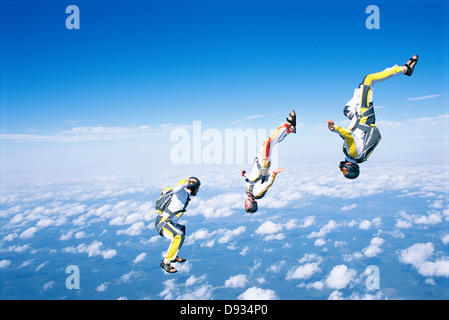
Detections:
242,110,296,213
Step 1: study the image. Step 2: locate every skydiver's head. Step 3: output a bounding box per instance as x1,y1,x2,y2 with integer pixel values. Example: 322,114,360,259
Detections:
245,193,258,213
245,198,258,213
339,161,360,179
186,177,201,196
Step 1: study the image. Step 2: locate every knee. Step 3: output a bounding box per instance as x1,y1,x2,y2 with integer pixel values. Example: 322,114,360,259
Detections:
175,233,185,245
362,74,374,85
175,234,184,241
179,224,186,235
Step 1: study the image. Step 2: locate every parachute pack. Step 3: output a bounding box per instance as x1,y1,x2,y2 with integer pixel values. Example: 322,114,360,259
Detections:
155,187,174,213
346,118,382,163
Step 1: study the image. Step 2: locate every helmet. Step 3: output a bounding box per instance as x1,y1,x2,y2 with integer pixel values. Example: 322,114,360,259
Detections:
339,161,360,179
244,196,258,213
187,177,201,196
245,199,258,213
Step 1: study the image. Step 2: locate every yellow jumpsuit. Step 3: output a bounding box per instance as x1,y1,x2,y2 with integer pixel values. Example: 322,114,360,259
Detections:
154,179,190,262
334,65,403,163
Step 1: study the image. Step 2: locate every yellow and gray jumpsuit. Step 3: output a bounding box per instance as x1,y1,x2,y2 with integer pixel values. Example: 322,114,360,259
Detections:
244,122,292,198
154,179,191,262
334,65,403,163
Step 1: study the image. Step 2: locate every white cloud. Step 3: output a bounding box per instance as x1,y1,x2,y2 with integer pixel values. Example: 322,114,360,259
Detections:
0,125,160,143
62,240,117,260
263,233,286,241
19,227,38,239
302,281,324,290
96,283,108,292
232,114,267,124
395,219,412,229
116,221,146,236
36,217,67,228
299,253,322,264
0,260,11,269
255,221,282,235
240,247,250,256
362,237,384,257
325,265,357,289
36,261,49,271
176,261,192,274
185,228,210,245
287,254,323,280
399,242,449,277
300,216,316,228
429,200,444,209
7,244,30,253
3,233,18,242
159,279,177,300
442,234,449,245
286,262,321,280
348,291,385,300
395,209,444,228
133,253,147,264
178,284,214,300
43,281,55,291
414,213,442,225
191,193,243,219
407,94,440,101
218,226,246,244
120,271,139,283
308,220,338,238
160,274,213,300
268,260,285,273
101,249,117,259
186,226,246,247
328,290,344,300
399,243,433,266
285,219,298,230
341,203,357,211
359,220,372,230
225,274,248,288
237,287,278,300
75,231,87,239
185,274,207,286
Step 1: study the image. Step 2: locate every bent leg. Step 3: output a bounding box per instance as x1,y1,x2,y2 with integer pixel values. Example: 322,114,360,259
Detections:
359,65,403,125
259,123,291,169
161,222,185,262
362,65,403,87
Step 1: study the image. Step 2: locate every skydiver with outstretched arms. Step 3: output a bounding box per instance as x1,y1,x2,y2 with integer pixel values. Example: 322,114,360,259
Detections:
326,55,419,179
242,110,296,213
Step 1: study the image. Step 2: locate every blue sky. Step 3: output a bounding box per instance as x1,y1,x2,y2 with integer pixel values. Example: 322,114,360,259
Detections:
1,0,448,173
1,0,449,300
1,0,448,129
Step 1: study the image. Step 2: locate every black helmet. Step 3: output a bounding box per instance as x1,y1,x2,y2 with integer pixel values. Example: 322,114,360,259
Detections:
245,198,258,213
244,193,258,213
339,161,360,179
187,177,201,196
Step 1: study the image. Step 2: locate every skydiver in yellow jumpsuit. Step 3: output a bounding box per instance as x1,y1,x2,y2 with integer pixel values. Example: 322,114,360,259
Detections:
154,177,201,273
326,55,419,179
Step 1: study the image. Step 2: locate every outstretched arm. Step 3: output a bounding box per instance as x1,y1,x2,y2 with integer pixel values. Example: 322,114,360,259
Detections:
334,126,352,139
332,125,357,158
326,120,352,139
326,120,335,131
